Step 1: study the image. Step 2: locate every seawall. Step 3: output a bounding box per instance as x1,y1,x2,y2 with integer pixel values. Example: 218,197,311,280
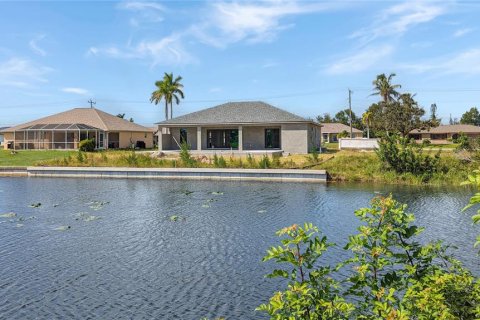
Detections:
0,167,327,182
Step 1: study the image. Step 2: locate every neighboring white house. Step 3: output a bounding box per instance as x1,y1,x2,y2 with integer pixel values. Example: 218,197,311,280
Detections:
320,123,363,143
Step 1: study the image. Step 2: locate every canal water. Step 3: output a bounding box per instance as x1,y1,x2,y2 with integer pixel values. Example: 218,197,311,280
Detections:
0,178,478,319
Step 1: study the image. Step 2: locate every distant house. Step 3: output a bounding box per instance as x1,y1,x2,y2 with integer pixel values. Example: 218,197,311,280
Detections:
409,124,480,144
156,101,321,154
320,123,363,143
0,127,8,146
1,107,154,150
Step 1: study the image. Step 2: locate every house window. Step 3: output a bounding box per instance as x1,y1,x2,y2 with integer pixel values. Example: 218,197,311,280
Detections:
431,134,447,140
265,128,280,149
331,134,338,142
322,133,329,141
180,128,188,144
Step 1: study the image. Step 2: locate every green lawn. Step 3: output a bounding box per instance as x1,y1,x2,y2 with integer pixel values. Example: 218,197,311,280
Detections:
0,150,76,166
323,143,339,151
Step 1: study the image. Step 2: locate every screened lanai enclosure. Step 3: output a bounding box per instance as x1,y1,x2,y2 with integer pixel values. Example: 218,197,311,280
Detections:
11,123,106,150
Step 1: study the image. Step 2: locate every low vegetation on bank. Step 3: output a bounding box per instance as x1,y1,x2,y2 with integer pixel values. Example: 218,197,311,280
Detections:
0,138,478,186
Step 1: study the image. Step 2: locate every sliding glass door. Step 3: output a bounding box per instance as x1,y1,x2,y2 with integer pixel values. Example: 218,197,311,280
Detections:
207,129,239,149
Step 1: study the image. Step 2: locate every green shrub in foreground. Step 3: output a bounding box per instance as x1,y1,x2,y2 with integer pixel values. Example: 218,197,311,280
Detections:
258,195,480,319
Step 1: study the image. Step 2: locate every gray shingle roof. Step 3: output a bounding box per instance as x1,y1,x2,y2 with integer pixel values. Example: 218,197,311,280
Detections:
157,101,313,125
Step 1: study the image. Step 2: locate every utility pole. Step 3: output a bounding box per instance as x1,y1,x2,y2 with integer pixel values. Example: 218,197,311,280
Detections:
348,89,353,138
87,99,96,108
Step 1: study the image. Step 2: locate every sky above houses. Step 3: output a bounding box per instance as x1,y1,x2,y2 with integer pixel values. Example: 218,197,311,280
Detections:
0,0,479,127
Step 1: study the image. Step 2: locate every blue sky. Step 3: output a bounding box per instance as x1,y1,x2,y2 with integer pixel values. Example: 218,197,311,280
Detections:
0,0,479,127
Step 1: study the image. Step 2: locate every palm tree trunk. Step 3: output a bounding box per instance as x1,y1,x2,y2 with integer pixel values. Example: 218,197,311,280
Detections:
170,102,173,119
165,101,168,120
367,124,370,139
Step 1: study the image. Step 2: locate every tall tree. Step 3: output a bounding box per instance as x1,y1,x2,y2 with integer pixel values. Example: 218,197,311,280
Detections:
362,111,372,139
163,72,185,119
316,113,334,123
150,79,170,120
371,73,401,103
430,103,438,121
367,94,432,137
335,109,362,130
460,107,480,126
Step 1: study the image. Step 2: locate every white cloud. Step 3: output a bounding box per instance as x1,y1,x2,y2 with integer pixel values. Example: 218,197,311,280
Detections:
262,61,279,68
0,57,52,87
453,28,473,37
325,45,394,75
351,1,448,44
118,1,164,11
87,33,193,66
193,0,339,46
401,48,480,75
117,1,165,25
209,87,222,93
62,87,90,95
29,35,47,56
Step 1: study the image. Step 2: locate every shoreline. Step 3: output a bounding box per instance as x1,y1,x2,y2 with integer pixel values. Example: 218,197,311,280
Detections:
0,166,328,182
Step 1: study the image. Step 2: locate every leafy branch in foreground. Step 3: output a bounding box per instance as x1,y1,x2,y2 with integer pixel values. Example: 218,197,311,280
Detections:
259,195,480,319
462,169,480,249
256,223,354,319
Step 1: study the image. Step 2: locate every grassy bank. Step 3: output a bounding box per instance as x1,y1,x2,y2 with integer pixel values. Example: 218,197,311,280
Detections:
313,151,475,186
1,149,475,186
0,150,76,166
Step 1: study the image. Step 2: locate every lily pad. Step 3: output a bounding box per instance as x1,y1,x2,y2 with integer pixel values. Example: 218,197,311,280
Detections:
211,192,224,195
183,190,194,195
257,210,267,213
54,225,71,231
89,201,109,210
201,204,211,208
53,204,59,207
16,223,24,228
74,212,101,222
83,215,101,222
29,203,41,208
0,212,16,218
169,215,186,222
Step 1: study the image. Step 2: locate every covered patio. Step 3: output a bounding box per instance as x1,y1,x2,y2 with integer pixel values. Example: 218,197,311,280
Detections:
10,123,105,150
158,125,282,153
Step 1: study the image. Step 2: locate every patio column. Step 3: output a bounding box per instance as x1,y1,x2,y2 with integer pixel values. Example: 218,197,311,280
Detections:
238,125,243,151
158,127,163,151
197,126,202,151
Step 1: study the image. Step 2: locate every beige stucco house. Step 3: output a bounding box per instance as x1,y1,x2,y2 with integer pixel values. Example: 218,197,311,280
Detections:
157,101,321,154
1,107,154,150
320,123,363,143
409,124,480,144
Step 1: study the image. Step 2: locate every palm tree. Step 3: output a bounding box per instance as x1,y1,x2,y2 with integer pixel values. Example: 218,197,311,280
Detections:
162,72,184,119
362,111,372,139
150,79,170,120
371,73,401,103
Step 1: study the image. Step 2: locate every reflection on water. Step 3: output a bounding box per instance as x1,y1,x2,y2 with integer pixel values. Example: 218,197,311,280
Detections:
0,178,478,319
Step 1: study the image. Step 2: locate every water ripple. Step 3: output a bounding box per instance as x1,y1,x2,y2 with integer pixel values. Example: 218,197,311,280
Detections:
0,178,478,319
